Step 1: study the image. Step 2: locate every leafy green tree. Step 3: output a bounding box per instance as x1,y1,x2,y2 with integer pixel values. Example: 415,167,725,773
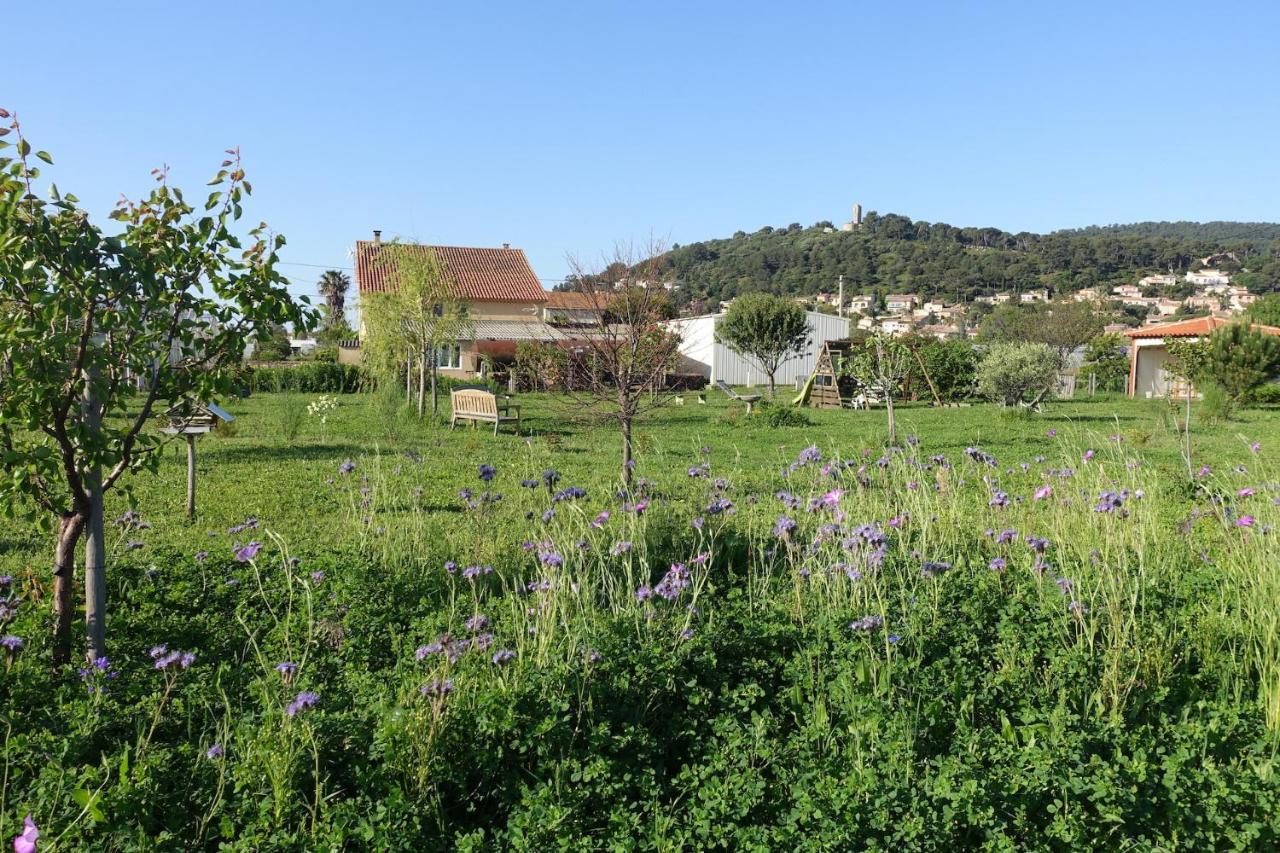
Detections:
1081,332,1129,392
977,305,1036,343
362,242,473,416
975,343,1060,407
1246,293,1280,327
715,294,810,396
255,324,294,360
317,269,351,329
1203,323,1280,403
915,338,977,401
0,111,308,663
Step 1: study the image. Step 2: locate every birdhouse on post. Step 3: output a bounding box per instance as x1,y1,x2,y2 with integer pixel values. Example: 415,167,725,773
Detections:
161,401,234,519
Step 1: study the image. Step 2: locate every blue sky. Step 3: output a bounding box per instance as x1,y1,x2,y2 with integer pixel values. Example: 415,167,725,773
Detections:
8,1,1279,302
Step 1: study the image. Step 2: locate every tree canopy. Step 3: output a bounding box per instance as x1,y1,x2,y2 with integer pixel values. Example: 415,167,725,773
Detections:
653,214,1280,308
715,294,810,395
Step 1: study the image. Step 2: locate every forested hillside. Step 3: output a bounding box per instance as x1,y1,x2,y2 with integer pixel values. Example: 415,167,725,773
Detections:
655,212,1280,307
1056,221,1280,242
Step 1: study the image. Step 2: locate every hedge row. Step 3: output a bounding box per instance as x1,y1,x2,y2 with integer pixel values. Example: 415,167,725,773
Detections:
247,363,367,394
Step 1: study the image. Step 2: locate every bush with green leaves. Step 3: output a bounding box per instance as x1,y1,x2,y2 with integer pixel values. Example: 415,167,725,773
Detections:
975,342,1060,406
250,362,365,394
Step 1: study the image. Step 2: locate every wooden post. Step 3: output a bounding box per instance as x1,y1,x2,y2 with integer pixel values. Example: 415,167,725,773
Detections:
186,433,197,520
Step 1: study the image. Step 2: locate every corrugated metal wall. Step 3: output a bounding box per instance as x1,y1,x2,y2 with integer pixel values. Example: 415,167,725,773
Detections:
667,312,850,388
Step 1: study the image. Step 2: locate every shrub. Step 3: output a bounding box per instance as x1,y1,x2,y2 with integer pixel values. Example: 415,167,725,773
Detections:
754,401,812,427
975,342,1059,406
1254,384,1280,406
1199,382,1235,423
249,362,365,394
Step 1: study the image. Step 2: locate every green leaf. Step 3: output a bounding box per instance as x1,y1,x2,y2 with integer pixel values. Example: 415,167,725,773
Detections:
17,138,30,157
35,150,53,164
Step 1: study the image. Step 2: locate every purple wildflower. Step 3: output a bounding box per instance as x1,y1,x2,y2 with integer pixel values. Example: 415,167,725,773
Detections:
465,614,489,632
286,691,319,717
420,679,454,697
234,541,262,562
478,463,497,482
12,816,38,853
850,615,884,633
205,743,224,760
610,541,633,556
491,649,516,665
338,460,356,475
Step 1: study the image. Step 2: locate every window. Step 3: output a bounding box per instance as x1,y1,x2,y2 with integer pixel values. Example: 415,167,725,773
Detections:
435,344,462,369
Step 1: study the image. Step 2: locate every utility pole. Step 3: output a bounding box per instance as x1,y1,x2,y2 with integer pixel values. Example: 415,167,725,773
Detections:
838,275,845,318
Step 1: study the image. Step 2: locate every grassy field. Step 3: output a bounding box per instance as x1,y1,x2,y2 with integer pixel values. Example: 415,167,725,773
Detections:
2,390,1280,848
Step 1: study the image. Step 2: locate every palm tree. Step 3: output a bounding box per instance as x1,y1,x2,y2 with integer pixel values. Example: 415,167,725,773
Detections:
317,270,351,329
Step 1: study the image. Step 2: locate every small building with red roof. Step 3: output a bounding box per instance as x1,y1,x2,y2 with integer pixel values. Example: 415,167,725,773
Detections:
1124,316,1280,398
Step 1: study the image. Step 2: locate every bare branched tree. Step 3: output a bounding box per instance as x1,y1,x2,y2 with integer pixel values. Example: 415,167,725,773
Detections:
557,241,682,488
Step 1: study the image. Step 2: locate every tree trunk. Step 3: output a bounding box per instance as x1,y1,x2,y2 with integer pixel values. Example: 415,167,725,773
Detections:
766,372,776,398
620,417,634,489
417,352,426,418
405,358,412,402
52,512,86,666
431,361,439,415
185,434,197,520
885,395,897,445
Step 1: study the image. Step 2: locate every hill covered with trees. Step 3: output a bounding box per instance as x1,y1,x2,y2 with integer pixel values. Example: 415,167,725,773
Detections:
1055,221,1280,243
654,212,1280,308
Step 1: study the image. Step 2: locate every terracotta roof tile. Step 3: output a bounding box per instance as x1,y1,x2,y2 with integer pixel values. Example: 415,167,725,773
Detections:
1124,316,1280,339
355,240,547,303
544,291,612,311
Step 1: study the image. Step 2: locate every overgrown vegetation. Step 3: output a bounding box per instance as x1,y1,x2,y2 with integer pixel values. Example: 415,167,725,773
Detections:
1,393,1279,847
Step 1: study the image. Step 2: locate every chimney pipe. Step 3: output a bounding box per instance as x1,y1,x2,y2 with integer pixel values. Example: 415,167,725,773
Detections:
372,230,381,245
502,242,510,249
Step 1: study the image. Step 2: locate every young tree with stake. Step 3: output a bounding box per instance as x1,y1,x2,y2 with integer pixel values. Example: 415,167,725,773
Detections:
0,109,310,664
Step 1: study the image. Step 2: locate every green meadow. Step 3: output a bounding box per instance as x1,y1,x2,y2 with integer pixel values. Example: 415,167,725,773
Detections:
2,391,1279,849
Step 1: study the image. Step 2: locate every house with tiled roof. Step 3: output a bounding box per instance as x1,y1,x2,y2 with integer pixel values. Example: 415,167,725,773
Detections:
351,231,556,379
1124,316,1280,398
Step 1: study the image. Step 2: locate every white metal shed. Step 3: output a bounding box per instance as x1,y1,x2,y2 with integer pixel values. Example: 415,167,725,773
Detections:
666,310,850,387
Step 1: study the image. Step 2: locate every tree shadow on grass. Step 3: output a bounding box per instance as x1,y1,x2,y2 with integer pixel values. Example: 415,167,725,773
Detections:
199,442,378,465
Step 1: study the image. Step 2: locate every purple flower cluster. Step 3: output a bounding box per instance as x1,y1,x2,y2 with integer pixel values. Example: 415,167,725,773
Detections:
850,615,884,633
965,447,997,467
420,679,454,697
150,644,196,671
654,563,691,600
286,691,319,717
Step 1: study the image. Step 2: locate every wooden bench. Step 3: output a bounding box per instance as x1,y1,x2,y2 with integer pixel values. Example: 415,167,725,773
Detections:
450,388,520,435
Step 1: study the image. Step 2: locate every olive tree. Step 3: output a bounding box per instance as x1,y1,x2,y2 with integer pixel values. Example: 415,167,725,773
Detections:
975,342,1060,407
715,294,810,396
0,109,310,663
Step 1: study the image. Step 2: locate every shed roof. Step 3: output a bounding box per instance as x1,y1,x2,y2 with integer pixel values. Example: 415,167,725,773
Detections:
1123,316,1280,339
